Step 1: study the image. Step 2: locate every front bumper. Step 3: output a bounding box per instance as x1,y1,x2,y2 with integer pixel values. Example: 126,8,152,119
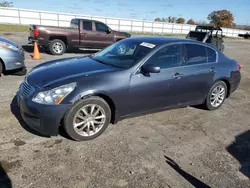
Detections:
2,49,25,71
17,92,71,136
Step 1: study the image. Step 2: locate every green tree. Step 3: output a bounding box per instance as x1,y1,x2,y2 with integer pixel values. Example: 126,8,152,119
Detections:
0,1,13,7
207,9,235,27
154,17,161,22
187,19,195,25
176,17,185,24
167,16,176,23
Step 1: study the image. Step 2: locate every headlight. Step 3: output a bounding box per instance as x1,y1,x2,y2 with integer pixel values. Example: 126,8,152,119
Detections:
32,82,76,104
0,42,19,51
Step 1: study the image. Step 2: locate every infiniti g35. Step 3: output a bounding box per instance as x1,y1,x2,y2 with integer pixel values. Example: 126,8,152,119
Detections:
17,37,241,141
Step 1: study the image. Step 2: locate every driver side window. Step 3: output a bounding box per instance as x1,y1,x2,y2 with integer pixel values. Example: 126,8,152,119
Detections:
145,44,183,69
95,22,108,32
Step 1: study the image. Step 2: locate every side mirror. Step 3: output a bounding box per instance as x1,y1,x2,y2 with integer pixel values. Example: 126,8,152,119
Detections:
107,28,112,34
142,64,160,73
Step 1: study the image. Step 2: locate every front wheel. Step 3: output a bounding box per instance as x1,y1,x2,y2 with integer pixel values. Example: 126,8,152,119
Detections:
63,97,111,141
49,39,66,55
204,81,227,110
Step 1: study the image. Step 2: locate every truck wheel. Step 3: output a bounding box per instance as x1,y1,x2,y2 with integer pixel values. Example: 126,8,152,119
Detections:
49,39,66,55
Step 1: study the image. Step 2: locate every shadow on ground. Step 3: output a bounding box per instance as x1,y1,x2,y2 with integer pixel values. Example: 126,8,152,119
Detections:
165,156,211,188
10,95,73,140
227,130,250,179
0,163,12,188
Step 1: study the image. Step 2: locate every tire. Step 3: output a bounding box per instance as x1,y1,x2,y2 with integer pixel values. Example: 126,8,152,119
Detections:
49,39,66,55
63,96,111,141
204,81,228,110
12,67,27,76
0,62,3,76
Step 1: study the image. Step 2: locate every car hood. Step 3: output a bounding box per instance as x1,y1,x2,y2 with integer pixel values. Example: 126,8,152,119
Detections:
27,56,120,88
0,37,19,48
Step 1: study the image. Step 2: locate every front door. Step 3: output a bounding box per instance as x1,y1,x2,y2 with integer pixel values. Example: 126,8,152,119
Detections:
93,22,114,48
128,44,186,115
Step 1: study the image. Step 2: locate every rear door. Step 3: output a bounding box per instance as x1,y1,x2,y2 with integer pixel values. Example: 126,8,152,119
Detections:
176,43,217,104
93,22,114,48
79,20,98,47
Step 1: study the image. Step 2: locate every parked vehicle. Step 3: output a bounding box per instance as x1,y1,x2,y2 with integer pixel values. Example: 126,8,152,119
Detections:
238,32,250,39
17,37,241,141
28,18,131,55
0,37,26,76
186,25,225,52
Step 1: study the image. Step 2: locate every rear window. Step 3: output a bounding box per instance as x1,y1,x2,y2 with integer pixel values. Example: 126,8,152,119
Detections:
70,19,79,29
184,44,207,65
83,21,92,31
207,47,217,62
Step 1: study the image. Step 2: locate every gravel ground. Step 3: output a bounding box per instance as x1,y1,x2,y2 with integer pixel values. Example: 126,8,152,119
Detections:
0,32,250,188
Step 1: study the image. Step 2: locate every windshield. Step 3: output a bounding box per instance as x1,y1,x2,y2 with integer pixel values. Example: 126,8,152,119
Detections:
92,39,158,68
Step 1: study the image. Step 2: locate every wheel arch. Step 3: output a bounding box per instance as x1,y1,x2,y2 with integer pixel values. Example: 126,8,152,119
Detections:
213,77,231,98
49,36,68,46
0,58,6,73
73,92,117,124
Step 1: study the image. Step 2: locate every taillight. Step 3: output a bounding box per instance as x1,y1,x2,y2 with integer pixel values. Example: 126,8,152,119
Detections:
34,28,39,38
237,63,241,71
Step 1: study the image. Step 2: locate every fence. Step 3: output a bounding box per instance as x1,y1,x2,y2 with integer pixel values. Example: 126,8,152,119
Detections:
0,7,249,37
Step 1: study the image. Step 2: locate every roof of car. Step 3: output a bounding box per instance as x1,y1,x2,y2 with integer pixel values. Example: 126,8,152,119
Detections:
127,36,205,45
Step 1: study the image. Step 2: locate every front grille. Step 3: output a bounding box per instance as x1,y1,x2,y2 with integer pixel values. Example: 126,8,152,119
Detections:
19,81,35,99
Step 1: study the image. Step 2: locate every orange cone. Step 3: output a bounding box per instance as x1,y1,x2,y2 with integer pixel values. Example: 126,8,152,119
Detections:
33,42,41,60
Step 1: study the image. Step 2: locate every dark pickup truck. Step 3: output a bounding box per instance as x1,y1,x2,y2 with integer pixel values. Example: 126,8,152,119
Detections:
29,18,131,55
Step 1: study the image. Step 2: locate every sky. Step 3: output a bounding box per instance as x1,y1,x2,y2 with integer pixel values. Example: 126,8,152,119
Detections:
11,0,250,25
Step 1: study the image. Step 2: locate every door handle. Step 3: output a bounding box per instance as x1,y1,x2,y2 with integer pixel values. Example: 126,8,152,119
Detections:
210,67,216,73
172,73,183,79
96,33,101,35
81,32,87,34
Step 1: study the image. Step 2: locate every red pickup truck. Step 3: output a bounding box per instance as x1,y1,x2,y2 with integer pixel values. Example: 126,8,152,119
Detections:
29,18,131,55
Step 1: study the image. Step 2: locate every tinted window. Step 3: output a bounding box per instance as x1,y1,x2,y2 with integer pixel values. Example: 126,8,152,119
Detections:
184,44,207,65
83,21,92,31
145,44,182,69
95,22,108,32
70,19,79,29
207,47,217,62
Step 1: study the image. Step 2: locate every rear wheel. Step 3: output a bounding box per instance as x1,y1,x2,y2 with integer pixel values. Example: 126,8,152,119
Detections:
49,39,66,55
204,81,227,110
63,97,111,141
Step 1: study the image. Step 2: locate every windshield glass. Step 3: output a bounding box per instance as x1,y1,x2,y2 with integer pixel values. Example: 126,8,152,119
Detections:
92,39,158,68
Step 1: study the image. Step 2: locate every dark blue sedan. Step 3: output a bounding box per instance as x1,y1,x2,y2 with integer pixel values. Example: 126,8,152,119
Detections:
17,37,241,141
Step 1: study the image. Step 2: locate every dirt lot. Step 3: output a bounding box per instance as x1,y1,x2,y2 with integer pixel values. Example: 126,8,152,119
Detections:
0,32,250,188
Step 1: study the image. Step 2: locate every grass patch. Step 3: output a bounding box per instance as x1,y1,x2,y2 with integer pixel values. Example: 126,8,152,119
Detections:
0,24,29,32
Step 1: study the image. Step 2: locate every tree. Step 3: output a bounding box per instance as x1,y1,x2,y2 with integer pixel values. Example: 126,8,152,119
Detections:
207,9,235,28
176,17,185,24
154,17,161,22
0,1,13,7
187,19,196,25
167,16,176,23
